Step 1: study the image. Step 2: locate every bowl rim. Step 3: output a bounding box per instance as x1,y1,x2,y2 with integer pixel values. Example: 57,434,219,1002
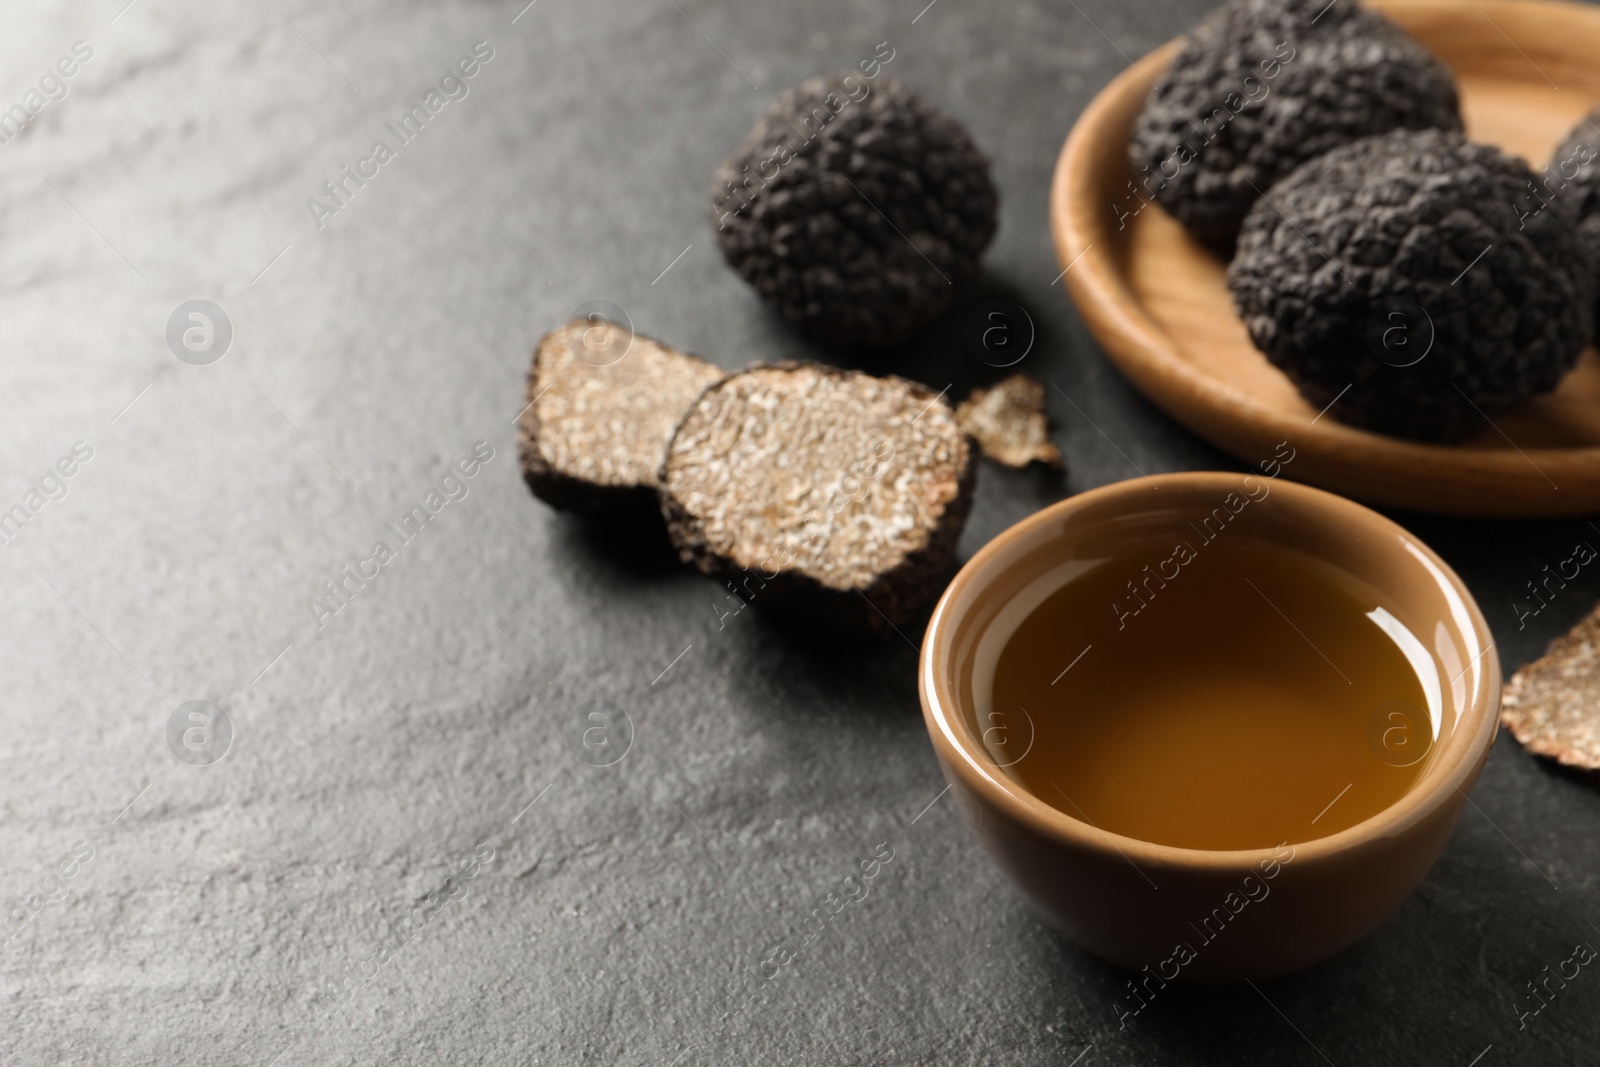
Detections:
918,471,1502,871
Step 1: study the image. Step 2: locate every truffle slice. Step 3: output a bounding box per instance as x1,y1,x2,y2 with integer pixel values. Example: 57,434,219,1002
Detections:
660,364,976,636
710,73,998,349
1502,601,1600,770
1129,0,1462,250
956,375,1064,469
519,319,724,511
1228,128,1595,442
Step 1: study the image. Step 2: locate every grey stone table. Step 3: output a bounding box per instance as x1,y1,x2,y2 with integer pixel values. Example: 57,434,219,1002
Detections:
1,0,1596,1063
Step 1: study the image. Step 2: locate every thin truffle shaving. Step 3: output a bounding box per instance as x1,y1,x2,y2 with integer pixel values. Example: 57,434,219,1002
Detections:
956,375,1064,470
1502,601,1600,770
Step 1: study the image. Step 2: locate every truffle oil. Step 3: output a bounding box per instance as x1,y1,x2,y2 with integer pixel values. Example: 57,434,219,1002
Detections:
990,538,1437,851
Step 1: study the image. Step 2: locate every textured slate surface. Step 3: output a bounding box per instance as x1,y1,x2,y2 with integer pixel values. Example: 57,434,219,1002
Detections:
0,0,1597,1064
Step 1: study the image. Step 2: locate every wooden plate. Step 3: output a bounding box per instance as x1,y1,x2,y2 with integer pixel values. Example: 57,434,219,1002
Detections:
1051,0,1600,517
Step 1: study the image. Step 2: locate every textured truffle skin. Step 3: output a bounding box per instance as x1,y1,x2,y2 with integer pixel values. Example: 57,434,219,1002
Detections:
955,374,1064,469
1549,110,1600,279
1129,0,1462,250
710,73,998,349
1551,111,1600,218
1228,128,1596,442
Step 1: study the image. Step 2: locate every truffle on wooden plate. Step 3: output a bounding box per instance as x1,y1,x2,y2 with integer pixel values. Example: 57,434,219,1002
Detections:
1129,0,1461,250
1548,109,1600,312
660,363,976,636
518,319,724,512
1228,128,1595,442
955,374,1063,470
1501,601,1600,771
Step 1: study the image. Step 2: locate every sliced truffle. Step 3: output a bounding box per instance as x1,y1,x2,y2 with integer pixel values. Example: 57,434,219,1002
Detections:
1502,600,1600,770
660,364,976,636
710,73,998,349
1228,128,1595,442
518,319,724,511
955,374,1064,469
1129,0,1462,250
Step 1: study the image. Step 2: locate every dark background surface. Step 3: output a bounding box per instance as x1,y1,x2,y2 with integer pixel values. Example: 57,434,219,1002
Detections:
1,0,1597,1063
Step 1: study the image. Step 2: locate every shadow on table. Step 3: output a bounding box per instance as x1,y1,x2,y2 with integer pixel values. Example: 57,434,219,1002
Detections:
794,270,1062,400
708,600,928,724
546,499,685,579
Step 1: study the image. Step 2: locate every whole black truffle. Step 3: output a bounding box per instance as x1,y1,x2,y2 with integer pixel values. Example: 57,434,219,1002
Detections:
1129,0,1462,251
710,72,998,349
1228,128,1595,442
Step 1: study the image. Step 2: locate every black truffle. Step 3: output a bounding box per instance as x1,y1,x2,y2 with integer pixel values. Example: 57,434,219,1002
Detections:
1548,110,1600,268
1228,128,1595,442
710,73,998,349
1129,0,1462,251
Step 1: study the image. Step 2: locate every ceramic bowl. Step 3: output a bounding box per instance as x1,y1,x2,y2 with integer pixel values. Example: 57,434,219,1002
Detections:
919,472,1499,982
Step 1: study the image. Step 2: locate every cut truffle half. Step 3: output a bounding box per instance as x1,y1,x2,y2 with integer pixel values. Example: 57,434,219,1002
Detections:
519,319,724,512
1228,128,1595,442
710,72,998,349
956,374,1064,470
1502,597,1600,771
1129,0,1462,250
660,364,976,636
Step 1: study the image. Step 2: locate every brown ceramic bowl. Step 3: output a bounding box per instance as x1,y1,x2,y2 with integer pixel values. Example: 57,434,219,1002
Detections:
919,472,1499,983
